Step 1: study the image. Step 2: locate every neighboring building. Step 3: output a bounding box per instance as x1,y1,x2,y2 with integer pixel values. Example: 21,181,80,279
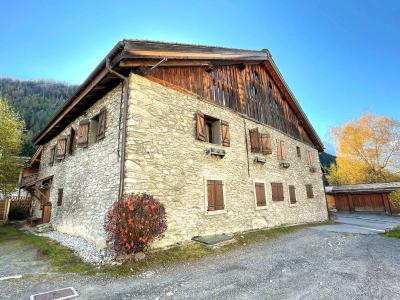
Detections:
326,182,400,215
20,40,328,248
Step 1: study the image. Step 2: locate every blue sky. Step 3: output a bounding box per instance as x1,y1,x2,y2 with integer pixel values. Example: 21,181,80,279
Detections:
1,0,399,154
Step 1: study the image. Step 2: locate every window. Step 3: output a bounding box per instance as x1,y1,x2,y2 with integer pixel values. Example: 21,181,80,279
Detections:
48,146,55,166
77,119,90,147
250,71,259,97
271,182,284,201
306,150,313,166
56,137,67,160
249,128,271,154
254,182,266,207
68,127,76,155
57,188,63,206
207,180,224,211
296,146,301,158
277,140,286,160
196,112,230,146
289,185,296,204
91,108,106,143
306,184,314,198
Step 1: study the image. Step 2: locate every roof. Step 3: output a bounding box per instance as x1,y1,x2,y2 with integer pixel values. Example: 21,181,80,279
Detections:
325,182,400,194
33,40,324,150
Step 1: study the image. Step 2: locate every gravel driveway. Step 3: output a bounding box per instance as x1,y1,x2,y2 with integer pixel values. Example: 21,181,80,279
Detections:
2,228,400,299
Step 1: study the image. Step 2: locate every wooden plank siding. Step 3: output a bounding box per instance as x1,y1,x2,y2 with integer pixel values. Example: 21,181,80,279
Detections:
329,192,400,215
149,63,314,145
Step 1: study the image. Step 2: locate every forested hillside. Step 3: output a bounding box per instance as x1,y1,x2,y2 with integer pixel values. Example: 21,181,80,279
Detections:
0,78,77,156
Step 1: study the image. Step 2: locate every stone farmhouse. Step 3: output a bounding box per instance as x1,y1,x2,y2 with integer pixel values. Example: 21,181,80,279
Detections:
20,40,328,248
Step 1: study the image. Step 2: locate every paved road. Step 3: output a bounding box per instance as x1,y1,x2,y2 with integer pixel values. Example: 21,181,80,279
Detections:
315,212,400,234
2,226,400,299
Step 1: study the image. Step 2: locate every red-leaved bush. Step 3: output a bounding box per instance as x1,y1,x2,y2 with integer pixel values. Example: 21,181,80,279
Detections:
104,193,167,254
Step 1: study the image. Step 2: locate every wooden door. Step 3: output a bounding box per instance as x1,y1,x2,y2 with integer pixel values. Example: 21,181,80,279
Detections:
335,195,350,212
352,194,385,212
42,203,52,223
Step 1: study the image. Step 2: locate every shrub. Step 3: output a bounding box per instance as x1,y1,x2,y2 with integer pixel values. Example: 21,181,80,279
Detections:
104,193,167,255
8,207,28,220
389,190,400,208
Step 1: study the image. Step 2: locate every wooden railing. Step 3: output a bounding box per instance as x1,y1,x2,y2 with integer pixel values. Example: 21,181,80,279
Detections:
21,173,39,186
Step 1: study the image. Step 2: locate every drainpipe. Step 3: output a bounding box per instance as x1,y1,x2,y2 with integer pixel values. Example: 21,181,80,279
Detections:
106,59,129,199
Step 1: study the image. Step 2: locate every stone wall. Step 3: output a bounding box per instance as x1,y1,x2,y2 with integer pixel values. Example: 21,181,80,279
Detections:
36,85,122,248
125,74,328,248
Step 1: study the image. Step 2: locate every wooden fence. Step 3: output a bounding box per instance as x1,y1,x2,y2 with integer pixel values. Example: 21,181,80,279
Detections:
0,196,33,222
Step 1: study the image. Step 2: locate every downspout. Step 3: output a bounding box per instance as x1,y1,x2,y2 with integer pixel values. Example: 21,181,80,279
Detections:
106,59,129,199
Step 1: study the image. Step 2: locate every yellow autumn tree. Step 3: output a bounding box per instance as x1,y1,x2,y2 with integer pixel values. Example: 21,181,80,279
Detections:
0,97,24,197
328,114,400,185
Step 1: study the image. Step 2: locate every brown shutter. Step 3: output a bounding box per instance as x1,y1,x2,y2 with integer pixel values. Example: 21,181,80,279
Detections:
277,140,282,160
249,128,260,153
306,184,314,198
280,141,286,160
196,112,206,141
97,109,106,140
271,183,284,201
56,137,67,160
68,127,75,154
77,119,90,147
48,146,55,166
307,150,313,166
278,183,284,200
221,121,230,147
207,180,215,211
214,180,224,210
57,188,63,206
255,183,266,206
261,134,272,155
289,185,296,204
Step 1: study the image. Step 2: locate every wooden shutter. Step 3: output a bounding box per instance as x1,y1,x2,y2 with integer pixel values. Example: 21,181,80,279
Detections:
306,184,314,198
249,128,260,153
207,180,224,211
261,133,272,155
306,150,313,166
289,185,296,204
207,180,215,211
214,180,224,210
68,127,75,154
57,188,63,206
77,119,90,147
271,183,284,201
56,137,67,160
221,121,230,147
255,183,266,206
196,112,206,141
97,109,106,140
277,140,286,160
48,146,55,166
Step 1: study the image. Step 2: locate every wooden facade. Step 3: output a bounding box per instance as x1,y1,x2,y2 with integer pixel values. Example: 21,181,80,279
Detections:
33,40,323,152
149,63,313,146
327,193,400,215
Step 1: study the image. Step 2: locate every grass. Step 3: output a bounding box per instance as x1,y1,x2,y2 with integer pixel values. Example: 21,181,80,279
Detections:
0,221,329,276
381,226,400,239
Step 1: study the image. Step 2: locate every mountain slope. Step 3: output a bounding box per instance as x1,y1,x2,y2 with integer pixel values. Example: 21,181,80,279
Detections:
0,78,78,156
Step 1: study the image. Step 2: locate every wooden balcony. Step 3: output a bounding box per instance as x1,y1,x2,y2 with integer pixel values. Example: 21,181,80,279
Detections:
20,173,39,187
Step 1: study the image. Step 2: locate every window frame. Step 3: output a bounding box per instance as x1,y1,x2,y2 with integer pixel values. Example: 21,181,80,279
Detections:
57,188,63,206
204,177,226,216
253,180,267,210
